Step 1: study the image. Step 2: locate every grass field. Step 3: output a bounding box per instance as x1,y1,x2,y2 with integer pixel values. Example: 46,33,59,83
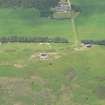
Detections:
0,43,105,105
0,0,105,105
0,0,105,40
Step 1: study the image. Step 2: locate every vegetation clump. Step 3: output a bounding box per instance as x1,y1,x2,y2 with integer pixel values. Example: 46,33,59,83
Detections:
82,40,105,45
0,36,69,43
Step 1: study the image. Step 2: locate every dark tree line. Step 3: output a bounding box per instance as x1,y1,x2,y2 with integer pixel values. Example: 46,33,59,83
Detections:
0,0,59,16
0,36,69,43
0,0,59,7
34,0,59,17
82,40,105,45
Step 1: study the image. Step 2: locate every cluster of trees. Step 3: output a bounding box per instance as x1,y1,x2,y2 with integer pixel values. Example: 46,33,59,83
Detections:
0,0,60,16
0,36,69,43
0,0,80,17
82,40,105,45
0,0,59,7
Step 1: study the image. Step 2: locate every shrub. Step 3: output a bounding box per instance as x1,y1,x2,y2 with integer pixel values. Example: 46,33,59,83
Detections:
81,40,105,45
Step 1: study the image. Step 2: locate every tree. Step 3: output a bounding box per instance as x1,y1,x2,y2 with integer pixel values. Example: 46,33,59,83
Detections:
33,0,59,17
0,0,59,9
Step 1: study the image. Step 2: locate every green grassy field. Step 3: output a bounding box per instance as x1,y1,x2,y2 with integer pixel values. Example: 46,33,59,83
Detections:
0,0,105,105
0,43,105,105
0,0,105,40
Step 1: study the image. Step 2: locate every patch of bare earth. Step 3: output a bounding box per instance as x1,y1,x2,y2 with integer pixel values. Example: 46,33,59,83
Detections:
30,52,61,60
0,77,36,104
4,48,16,52
0,75,55,104
74,44,93,51
96,85,105,99
30,54,37,59
13,102,24,105
14,64,25,68
0,77,32,95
